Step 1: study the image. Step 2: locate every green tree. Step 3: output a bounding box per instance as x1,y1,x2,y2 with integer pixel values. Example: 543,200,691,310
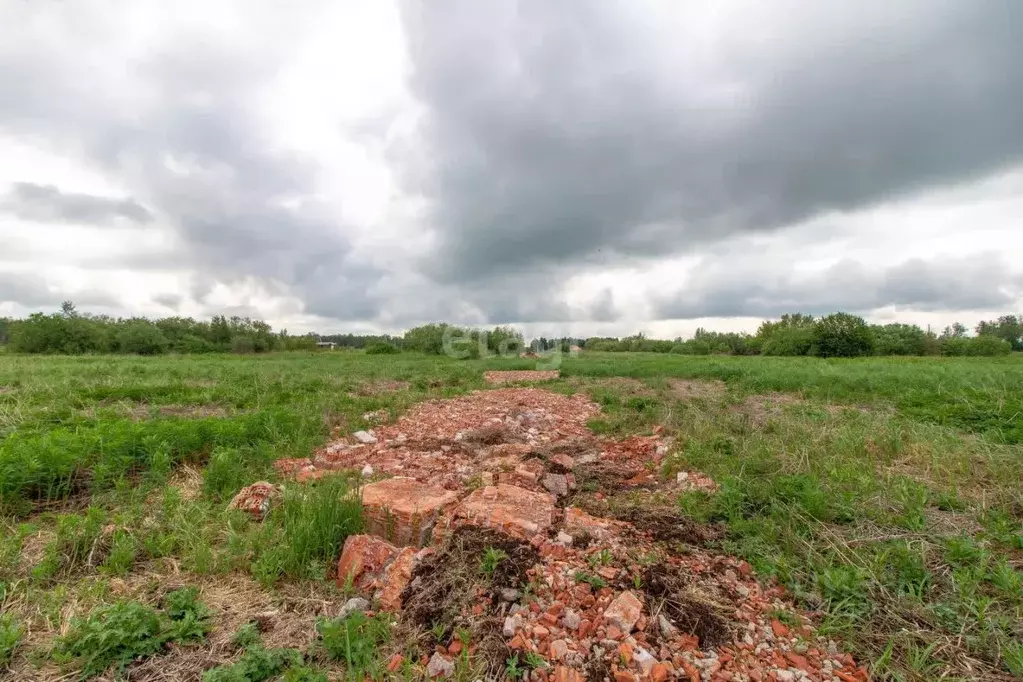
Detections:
811,313,874,358
871,323,927,356
976,314,1022,351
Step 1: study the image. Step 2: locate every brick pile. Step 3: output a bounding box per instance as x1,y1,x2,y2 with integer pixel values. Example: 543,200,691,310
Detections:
270,387,867,681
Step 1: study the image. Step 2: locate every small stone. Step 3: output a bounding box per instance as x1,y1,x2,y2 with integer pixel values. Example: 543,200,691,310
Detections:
361,464,374,477
448,640,463,655
657,615,678,639
735,585,750,598
500,588,522,602
563,609,581,630
427,652,455,678
556,531,574,546
775,671,794,682
632,646,656,675
503,615,522,637
337,597,370,619
650,662,669,682
353,430,377,444
542,473,570,497
387,653,405,672
676,471,689,483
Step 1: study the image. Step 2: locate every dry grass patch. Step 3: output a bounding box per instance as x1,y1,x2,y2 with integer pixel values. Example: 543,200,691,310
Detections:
668,378,727,402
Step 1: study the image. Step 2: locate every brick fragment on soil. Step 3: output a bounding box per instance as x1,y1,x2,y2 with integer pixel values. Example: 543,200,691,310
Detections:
361,477,459,547
563,506,627,542
336,534,428,611
435,484,555,541
227,482,279,520
603,591,643,634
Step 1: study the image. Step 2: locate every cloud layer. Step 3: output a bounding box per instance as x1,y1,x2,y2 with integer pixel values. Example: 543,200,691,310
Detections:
1,0,1021,333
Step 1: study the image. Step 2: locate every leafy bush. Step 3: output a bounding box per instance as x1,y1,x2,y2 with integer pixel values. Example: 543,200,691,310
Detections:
202,645,303,682
364,342,400,355
941,336,1012,357
810,313,874,358
162,587,213,642
402,323,450,354
53,590,212,678
114,320,170,355
761,325,815,356
53,602,169,678
870,323,928,356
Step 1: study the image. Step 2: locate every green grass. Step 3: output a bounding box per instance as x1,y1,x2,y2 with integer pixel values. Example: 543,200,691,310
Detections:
1,350,1022,680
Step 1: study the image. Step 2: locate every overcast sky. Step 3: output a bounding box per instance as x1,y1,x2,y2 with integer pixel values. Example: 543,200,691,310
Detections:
1,0,1021,339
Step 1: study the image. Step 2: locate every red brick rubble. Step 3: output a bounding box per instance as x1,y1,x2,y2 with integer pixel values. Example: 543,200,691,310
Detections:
286,387,866,681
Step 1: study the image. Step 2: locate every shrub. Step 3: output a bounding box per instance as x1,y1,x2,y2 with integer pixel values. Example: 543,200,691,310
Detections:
402,323,449,354
114,320,169,355
364,342,400,355
761,326,815,356
941,336,1012,357
871,323,927,356
810,313,874,358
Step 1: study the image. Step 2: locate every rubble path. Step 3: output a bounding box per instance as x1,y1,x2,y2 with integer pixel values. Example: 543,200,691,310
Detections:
266,387,868,682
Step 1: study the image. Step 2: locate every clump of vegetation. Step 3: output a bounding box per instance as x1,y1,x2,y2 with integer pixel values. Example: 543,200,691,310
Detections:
479,546,508,577
202,645,304,682
365,341,400,355
53,588,211,679
573,570,608,589
316,611,391,675
0,614,24,667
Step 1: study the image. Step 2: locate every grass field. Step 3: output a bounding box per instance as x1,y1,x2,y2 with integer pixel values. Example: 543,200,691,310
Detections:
1,351,1022,680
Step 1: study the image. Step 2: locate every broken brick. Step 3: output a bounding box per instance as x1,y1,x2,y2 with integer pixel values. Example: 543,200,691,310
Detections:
361,477,459,547
436,484,555,541
603,591,643,634
227,482,280,521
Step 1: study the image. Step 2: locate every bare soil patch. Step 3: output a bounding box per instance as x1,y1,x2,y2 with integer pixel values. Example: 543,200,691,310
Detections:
668,378,727,401
571,376,657,397
731,391,804,427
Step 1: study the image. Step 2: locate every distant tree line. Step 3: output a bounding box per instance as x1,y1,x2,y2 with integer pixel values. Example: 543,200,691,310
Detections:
1,304,1018,358
0,301,320,355
584,312,1020,358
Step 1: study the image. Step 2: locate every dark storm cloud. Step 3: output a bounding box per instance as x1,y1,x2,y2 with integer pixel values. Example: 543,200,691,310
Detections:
2,182,152,225
401,0,1023,282
0,10,380,321
655,254,1019,319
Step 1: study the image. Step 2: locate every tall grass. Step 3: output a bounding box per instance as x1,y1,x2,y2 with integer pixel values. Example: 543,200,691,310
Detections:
279,475,363,579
